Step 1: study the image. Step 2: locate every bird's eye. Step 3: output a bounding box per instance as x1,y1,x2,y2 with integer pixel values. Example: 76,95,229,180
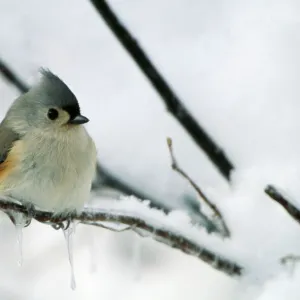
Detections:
47,108,59,120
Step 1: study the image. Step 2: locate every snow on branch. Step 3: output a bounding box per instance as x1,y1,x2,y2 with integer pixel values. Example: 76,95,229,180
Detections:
265,185,300,225
0,196,243,277
93,163,179,213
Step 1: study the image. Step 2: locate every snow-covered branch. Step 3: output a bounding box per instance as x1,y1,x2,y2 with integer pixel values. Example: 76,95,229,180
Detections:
0,196,243,277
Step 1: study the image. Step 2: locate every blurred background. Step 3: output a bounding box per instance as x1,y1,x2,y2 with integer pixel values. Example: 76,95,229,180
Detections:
2,0,300,299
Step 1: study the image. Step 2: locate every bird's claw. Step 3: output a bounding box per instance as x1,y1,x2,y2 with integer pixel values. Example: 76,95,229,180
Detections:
22,203,36,227
51,219,71,231
24,218,32,227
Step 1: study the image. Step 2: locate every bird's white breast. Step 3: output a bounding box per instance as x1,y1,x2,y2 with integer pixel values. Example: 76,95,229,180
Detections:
3,126,97,213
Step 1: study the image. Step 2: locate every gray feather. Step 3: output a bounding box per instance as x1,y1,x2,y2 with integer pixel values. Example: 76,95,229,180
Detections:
38,69,81,118
0,124,20,163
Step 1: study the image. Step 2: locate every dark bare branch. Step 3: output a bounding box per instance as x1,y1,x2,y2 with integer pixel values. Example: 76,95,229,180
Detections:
89,0,234,181
167,137,230,237
0,197,243,277
0,58,29,93
265,185,300,225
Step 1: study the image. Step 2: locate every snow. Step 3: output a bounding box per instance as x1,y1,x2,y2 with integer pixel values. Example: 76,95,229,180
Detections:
1,0,300,299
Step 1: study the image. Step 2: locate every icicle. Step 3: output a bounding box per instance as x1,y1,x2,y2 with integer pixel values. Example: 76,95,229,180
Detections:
16,224,23,266
63,221,77,290
10,211,30,267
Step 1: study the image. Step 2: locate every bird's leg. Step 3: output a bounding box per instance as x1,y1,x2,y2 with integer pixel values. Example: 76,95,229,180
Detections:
63,219,71,230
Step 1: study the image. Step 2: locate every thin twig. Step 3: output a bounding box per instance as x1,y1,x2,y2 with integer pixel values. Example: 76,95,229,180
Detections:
167,137,230,237
0,197,242,276
265,185,300,225
81,221,131,232
89,0,234,181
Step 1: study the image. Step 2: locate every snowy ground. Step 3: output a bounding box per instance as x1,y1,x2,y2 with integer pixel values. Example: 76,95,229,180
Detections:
1,0,300,299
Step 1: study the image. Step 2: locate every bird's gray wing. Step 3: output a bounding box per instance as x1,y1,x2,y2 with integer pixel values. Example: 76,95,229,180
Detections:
0,124,20,164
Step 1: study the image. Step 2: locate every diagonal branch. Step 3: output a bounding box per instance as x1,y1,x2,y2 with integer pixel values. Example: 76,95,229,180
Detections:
89,0,234,181
265,185,300,225
0,58,29,93
167,137,230,237
0,197,243,277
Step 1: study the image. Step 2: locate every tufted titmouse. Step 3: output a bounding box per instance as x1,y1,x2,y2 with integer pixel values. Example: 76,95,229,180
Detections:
0,69,97,214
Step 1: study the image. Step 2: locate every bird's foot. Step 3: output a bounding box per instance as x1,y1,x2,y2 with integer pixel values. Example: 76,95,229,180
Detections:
51,219,71,231
23,203,36,227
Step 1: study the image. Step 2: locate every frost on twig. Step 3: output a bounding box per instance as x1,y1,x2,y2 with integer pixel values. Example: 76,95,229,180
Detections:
167,138,231,238
0,196,243,277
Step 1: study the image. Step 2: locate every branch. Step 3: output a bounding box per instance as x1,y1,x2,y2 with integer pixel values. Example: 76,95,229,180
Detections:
0,197,243,277
167,138,230,237
265,185,300,225
93,163,171,212
89,0,234,181
93,163,219,232
0,58,29,93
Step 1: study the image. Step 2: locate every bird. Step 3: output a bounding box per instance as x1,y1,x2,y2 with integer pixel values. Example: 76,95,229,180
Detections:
0,69,97,217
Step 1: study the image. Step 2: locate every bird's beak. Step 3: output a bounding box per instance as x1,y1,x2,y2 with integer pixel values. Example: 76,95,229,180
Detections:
68,115,89,125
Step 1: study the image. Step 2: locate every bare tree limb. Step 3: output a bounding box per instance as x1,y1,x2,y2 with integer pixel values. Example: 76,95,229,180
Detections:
265,185,300,225
89,0,235,181
167,137,230,237
0,58,29,93
0,197,243,277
